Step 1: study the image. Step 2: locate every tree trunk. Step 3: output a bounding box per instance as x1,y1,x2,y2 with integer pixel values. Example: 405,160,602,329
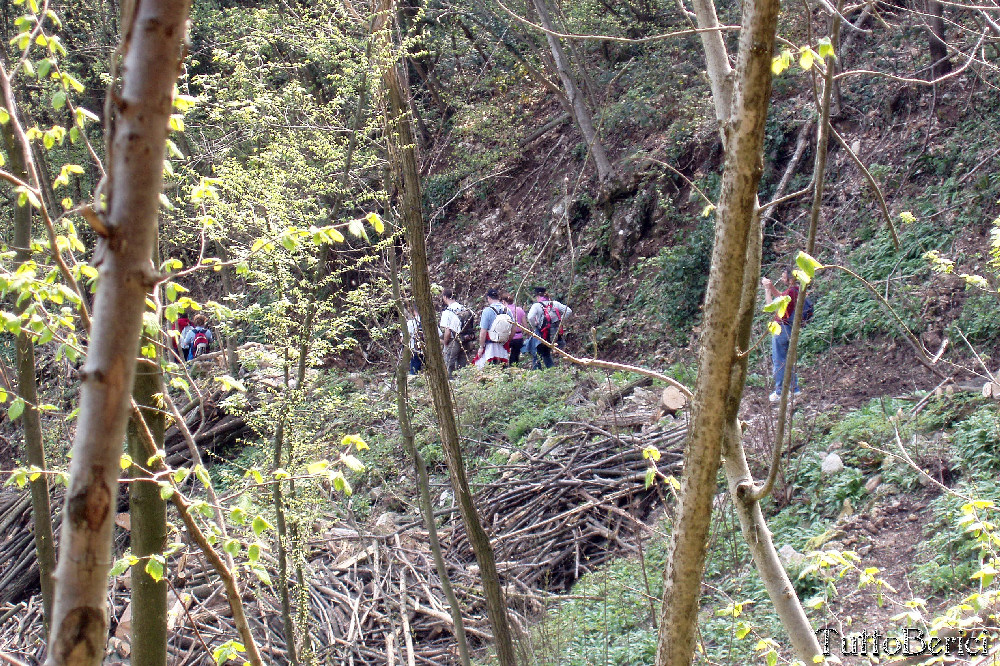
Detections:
127,353,167,666
387,238,473,666
378,5,520,664
532,0,615,183
45,1,191,664
655,0,783,662
1,120,57,632
925,0,951,78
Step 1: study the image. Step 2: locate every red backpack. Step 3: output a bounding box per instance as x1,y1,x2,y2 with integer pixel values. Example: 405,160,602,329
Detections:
191,327,210,358
539,301,562,342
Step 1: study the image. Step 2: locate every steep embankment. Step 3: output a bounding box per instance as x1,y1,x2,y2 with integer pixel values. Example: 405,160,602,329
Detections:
416,16,1000,402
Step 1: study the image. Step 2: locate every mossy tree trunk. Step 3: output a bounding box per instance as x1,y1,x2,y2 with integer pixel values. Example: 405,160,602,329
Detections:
378,3,519,663
1,118,57,632
127,352,167,666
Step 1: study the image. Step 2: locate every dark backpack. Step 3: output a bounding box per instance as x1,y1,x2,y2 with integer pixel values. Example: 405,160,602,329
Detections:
801,296,814,325
454,305,476,339
191,327,210,358
539,301,562,342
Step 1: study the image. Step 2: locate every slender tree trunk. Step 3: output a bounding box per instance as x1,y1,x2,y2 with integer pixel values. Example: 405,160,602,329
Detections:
213,242,240,376
271,416,299,666
926,0,951,78
387,237,472,666
45,1,191,664
379,6,519,663
1,121,57,632
725,211,823,662
655,0,783,662
127,353,167,666
532,0,615,183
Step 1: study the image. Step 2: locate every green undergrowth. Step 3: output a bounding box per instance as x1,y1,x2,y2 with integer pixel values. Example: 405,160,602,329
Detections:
525,393,1000,665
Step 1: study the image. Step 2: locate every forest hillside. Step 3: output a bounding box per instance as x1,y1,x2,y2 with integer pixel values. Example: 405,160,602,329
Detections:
0,0,998,665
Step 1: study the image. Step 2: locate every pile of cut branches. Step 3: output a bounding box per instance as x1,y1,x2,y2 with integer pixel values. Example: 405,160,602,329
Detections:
1,420,686,665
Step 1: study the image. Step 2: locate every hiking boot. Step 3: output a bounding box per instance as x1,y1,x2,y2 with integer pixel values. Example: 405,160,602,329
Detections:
768,391,780,403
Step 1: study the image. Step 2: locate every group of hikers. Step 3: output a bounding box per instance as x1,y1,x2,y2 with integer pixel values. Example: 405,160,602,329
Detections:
405,267,806,401
406,286,572,375
172,312,215,361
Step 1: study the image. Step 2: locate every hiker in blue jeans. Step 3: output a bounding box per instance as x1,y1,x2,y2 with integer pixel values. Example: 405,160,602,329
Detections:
762,268,801,403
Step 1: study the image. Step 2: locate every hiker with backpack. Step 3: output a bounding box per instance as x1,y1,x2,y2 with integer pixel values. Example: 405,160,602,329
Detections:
174,310,191,359
406,304,424,375
762,266,805,402
439,288,471,375
180,314,214,361
475,288,514,368
501,292,527,365
526,286,572,370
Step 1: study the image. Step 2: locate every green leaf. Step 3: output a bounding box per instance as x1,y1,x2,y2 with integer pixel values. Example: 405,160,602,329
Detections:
340,453,365,473
214,375,247,393
173,467,190,484
644,467,656,489
158,482,175,500
348,218,365,238
145,557,165,582
767,321,781,336
8,397,26,420
248,543,261,563
223,539,241,557
342,434,368,450
817,36,835,60
307,460,329,475
763,295,791,318
120,453,133,470
0,107,9,124
771,49,792,75
642,445,661,461
251,515,271,537
799,47,815,71
109,557,130,577
766,650,778,666
795,251,824,280
194,464,211,487
229,506,247,525
52,90,66,110
0,388,7,403
366,212,385,234
250,564,271,586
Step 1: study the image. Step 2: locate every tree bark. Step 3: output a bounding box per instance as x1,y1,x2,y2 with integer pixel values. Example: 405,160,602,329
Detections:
1,120,57,632
378,5,519,664
655,0,783,662
45,1,192,664
925,0,951,78
127,354,167,666
387,237,472,666
531,0,615,183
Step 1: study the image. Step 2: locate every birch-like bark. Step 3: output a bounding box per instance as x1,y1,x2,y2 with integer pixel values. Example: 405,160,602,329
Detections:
656,0,825,661
1,120,57,631
379,5,519,663
655,0,783,661
46,1,191,663
532,0,615,183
